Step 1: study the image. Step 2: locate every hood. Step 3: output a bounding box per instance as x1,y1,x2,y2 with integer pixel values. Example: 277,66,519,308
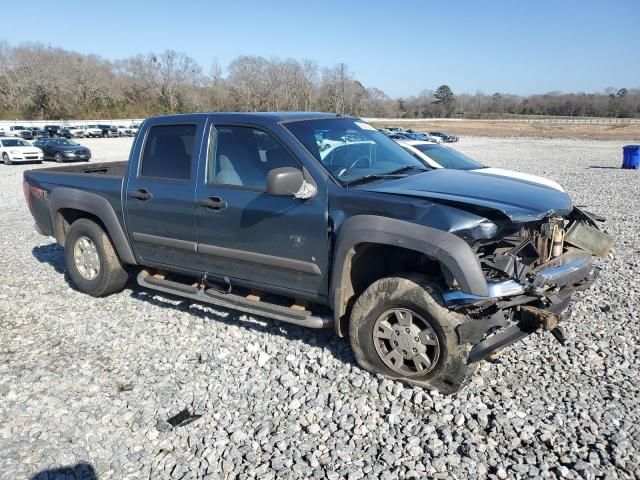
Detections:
475,167,565,192
59,145,86,151
357,169,572,223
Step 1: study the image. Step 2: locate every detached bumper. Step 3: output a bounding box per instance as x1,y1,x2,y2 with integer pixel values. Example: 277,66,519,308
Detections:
443,249,598,363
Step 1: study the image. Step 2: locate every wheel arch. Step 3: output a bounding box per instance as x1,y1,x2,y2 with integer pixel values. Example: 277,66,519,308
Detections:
48,187,137,265
329,215,488,336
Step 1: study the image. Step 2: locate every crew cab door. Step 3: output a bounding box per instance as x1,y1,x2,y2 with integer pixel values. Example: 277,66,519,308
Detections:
125,119,205,270
194,123,329,298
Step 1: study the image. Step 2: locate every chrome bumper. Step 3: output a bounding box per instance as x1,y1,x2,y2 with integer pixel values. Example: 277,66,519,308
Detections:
443,250,594,308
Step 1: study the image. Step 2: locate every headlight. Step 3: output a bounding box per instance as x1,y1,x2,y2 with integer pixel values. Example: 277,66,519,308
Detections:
9,150,19,154
63,151,75,156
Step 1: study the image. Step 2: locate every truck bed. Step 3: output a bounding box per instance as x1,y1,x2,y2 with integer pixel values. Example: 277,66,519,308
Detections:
32,161,128,178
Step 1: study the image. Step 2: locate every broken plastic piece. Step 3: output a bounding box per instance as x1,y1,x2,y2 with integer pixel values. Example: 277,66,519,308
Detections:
166,409,202,428
294,180,317,200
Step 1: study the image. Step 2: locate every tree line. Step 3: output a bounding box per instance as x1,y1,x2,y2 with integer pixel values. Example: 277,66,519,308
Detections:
0,41,638,120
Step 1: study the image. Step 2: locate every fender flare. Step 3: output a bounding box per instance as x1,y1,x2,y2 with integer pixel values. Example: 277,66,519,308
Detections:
48,187,137,265
329,215,488,335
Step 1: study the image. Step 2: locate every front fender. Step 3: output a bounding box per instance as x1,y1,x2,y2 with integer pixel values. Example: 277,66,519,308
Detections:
330,215,488,335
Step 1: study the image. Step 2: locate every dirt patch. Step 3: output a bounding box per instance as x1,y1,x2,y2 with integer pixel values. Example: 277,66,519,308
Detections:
370,120,640,141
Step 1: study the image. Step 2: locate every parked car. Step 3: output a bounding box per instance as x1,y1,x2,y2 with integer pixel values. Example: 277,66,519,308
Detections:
62,126,86,138
43,125,63,137
97,124,118,138
20,130,35,140
33,137,92,162
397,140,565,191
23,113,610,393
7,125,28,137
429,131,459,143
116,125,135,137
30,128,47,138
0,137,43,164
83,125,105,138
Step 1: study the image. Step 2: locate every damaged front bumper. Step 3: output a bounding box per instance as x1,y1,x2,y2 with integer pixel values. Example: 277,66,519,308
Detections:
443,248,600,364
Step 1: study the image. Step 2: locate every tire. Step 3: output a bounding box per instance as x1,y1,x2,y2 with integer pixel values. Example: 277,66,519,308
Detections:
2,152,11,165
54,152,63,163
64,218,129,297
349,274,476,394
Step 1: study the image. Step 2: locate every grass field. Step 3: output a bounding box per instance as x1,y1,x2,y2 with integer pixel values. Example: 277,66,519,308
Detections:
370,120,640,141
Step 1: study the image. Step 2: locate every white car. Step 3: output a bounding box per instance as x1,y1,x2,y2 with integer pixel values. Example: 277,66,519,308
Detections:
6,125,28,137
398,140,564,191
0,137,43,164
116,125,135,137
81,125,104,138
65,126,86,138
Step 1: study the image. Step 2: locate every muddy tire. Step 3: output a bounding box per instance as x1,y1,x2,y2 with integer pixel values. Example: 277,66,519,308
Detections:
64,218,129,297
349,274,476,394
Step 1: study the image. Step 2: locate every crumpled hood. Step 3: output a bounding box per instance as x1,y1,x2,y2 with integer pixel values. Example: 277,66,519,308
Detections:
358,169,572,222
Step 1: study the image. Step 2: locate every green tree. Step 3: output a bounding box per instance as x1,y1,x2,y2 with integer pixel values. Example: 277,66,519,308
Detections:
433,84,456,117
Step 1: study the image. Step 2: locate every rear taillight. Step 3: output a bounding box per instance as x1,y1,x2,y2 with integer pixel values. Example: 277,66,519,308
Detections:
23,182,45,214
23,181,32,213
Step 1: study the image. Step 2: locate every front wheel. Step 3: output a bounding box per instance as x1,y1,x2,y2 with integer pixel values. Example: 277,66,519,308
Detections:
54,152,63,163
64,218,129,297
2,152,11,165
349,274,475,394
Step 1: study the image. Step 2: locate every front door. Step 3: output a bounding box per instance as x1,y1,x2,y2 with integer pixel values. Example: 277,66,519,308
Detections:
125,120,205,271
194,124,329,298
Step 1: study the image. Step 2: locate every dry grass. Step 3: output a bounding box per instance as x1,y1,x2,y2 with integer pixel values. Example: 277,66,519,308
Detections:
370,120,640,141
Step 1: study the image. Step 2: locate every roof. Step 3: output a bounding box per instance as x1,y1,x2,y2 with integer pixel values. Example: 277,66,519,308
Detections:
148,111,347,123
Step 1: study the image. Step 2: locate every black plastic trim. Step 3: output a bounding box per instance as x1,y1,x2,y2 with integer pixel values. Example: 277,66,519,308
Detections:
131,232,197,252
198,243,321,275
48,187,137,265
330,215,489,335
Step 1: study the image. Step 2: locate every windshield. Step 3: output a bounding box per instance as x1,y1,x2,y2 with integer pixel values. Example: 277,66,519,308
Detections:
412,143,483,170
284,118,426,184
2,139,29,147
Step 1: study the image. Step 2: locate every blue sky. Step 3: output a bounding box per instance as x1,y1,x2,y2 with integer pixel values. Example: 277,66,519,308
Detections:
2,0,639,97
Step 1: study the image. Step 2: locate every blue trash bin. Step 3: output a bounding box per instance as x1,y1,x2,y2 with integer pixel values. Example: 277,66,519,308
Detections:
622,145,640,169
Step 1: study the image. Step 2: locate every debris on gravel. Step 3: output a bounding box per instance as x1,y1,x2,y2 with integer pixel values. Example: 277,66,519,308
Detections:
0,137,638,479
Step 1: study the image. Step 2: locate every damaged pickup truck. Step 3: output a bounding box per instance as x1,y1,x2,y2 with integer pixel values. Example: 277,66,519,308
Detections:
23,113,613,393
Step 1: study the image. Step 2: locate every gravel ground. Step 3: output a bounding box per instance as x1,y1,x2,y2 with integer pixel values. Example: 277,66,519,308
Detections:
0,137,638,479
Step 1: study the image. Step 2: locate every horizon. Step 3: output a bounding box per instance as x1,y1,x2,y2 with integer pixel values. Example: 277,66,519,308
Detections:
2,0,639,98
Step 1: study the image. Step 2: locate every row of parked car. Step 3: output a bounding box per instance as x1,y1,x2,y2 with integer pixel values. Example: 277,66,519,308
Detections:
0,136,92,165
0,123,139,140
380,126,460,143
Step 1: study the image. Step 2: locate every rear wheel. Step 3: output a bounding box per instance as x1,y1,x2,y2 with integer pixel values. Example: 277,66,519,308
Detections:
349,274,476,394
64,218,129,297
2,153,11,165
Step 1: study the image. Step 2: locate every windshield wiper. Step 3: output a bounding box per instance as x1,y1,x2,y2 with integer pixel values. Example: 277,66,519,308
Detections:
343,165,429,187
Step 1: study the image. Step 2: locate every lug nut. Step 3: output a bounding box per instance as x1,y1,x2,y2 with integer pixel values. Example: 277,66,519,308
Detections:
405,328,410,333
394,341,398,346
402,350,407,355
414,337,420,342
412,348,418,353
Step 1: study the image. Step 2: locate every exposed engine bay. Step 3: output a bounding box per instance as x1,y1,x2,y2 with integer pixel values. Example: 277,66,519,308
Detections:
443,207,615,363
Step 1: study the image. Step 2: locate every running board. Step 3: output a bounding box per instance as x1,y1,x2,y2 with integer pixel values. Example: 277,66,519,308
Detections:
137,271,331,329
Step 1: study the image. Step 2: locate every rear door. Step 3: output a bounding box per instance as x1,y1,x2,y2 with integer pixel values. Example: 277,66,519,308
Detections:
125,119,206,271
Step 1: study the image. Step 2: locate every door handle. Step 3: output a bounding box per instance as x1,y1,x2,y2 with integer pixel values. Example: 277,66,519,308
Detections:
199,196,227,211
130,188,153,201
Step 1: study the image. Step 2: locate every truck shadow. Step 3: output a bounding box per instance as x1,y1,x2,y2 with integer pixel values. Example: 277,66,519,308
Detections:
32,243,356,369
30,462,96,480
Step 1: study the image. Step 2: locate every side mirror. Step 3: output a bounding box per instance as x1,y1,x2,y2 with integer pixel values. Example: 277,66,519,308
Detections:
266,167,308,197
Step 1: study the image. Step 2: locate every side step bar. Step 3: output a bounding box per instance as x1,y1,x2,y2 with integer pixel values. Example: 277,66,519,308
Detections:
137,270,332,329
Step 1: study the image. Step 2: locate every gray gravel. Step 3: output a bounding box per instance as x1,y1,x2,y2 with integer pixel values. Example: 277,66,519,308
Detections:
1,137,638,479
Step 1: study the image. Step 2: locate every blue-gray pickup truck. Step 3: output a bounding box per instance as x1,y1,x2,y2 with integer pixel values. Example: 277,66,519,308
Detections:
23,113,613,392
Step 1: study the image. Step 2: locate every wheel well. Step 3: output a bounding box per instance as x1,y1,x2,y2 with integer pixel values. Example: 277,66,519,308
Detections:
335,242,448,336
55,208,107,245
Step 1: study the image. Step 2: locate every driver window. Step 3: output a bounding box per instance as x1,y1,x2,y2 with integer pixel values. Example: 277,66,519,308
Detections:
209,125,299,190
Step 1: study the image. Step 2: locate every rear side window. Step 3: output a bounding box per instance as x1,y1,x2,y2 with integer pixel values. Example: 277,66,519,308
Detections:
141,124,196,180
